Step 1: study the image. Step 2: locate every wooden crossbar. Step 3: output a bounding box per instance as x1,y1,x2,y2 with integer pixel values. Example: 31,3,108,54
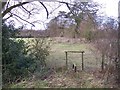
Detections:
65,51,84,53
65,50,85,70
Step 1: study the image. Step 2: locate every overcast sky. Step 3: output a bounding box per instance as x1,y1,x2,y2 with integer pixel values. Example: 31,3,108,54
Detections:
94,0,119,17
6,0,119,30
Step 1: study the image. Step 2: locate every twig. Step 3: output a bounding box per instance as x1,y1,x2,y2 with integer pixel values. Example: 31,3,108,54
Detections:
4,14,12,21
6,0,10,9
49,4,62,15
2,2,30,17
39,1,49,19
21,5,32,19
10,12,35,27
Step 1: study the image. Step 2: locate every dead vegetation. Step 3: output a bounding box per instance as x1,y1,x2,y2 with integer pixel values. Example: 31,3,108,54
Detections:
9,65,117,88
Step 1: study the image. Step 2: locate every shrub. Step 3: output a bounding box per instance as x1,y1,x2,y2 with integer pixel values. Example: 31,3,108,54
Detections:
2,20,50,86
85,31,94,41
2,20,36,85
27,38,50,69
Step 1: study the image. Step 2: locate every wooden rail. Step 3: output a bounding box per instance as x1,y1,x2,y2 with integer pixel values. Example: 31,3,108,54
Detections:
65,50,85,70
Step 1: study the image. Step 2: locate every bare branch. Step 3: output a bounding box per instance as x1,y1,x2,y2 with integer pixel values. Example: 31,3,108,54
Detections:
57,1,78,16
10,12,35,27
39,1,49,19
57,1,72,10
6,0,10,9
12,15,24,25
4,14,13,21
20,5,32,19
49,4,62,15
21,5,31,14
2,2,30,17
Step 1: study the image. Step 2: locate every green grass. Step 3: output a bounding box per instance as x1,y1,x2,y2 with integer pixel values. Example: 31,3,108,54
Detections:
16,38,102,71
8,38,105,88
46,41,101,71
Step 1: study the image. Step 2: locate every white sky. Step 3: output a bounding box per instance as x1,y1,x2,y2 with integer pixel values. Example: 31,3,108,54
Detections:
93,0,119,17
6,0,120,30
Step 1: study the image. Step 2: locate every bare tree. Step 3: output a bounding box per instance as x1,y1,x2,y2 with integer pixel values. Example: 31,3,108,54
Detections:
57,1,99,38
2,0,49,28
2,0,99,30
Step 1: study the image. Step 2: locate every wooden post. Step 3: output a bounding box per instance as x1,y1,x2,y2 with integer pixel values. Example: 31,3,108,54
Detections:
74,65,77,72
72,63,77,72
101,53,104,71
72,64,74,69
65,50,85,70
81,51,84,70
65,51,68,69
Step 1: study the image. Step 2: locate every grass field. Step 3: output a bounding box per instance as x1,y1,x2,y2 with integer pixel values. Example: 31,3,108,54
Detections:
46,42,102,71
18,37,102,71
10,37,108,88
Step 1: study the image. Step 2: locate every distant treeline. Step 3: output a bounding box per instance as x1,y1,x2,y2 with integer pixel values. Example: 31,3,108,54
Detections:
16,30,48,38
16,27,117,43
